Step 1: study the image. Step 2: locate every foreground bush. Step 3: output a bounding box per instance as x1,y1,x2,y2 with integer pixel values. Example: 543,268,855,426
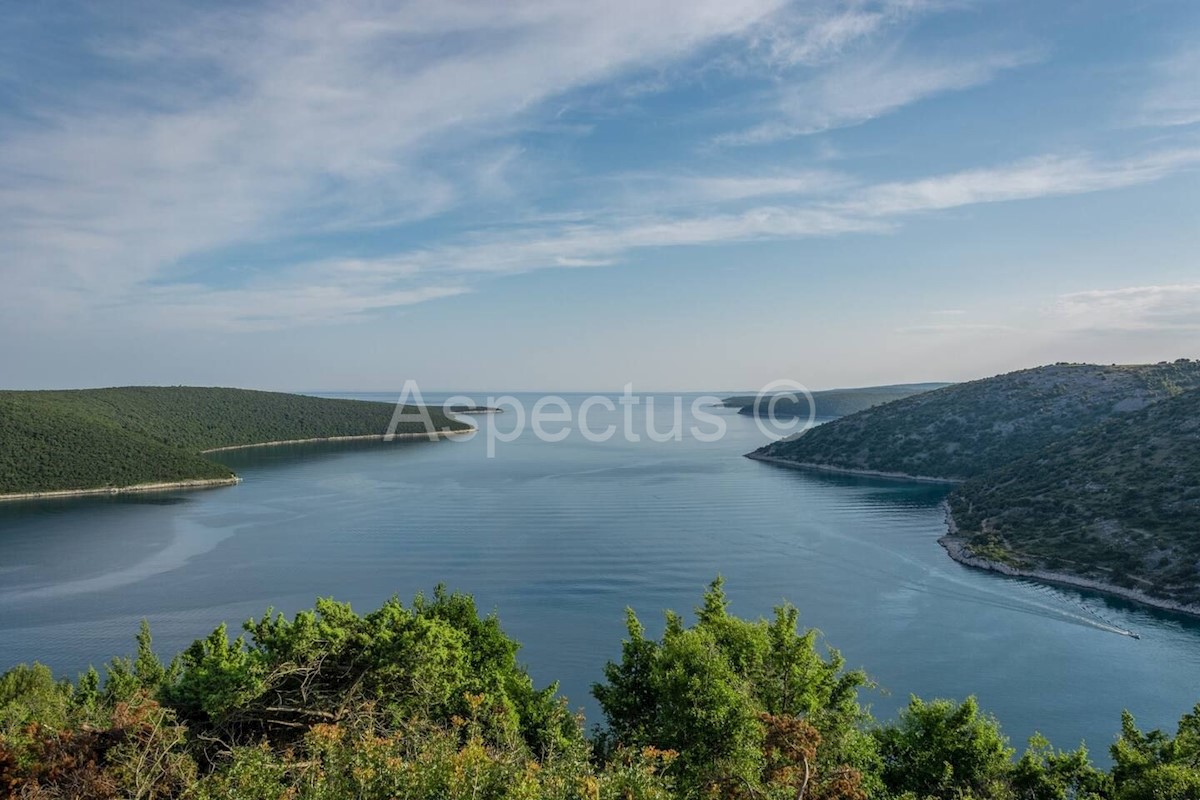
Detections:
593,578,877,798
1,583,1198,799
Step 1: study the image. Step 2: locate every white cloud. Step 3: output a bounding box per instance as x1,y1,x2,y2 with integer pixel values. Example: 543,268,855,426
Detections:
384,206,890,279
308,148,1200,296
751,0,908,67
716,48,1039,145
895,323,1014,335
1140,47,1200,128
1,2,1197,336
840,149,1200,216
742,0,967,69
1056,285,1200,332
0,0,788,326
141,282,470,333
595,169,854,209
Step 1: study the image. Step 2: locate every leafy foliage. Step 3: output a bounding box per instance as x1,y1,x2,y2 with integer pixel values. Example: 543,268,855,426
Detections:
875,696,1015,799
1109,706,1200,800
594,578,880,797
0,583,1197,799
163,587,579,759
0,386,469,495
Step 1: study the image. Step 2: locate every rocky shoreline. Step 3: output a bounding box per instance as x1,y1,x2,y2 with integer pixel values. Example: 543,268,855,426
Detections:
1,428,473,503
939,502,1200,619
200,427,472,454
0,477,242,503
743,453,961,484
746,453,1200,619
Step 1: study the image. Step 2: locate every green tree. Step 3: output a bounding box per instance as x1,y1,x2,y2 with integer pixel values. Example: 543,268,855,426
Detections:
1111,707,1200,800
875,696,1014,799
593,578,878,798
1012,734,1109,800
162,587,579,759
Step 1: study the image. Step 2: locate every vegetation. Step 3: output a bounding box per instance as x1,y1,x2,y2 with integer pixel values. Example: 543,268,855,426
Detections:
0,387,470,496
948,387,1200,606
750,361,1200,608
2,581,1198,799
722,383,950,420
752,362,1200,480
0,395,236,495
594,578,878,798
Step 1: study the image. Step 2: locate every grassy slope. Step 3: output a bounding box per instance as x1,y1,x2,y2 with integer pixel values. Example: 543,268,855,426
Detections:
723,382,949,419
949,387,1200,605
0,387,469,495
752,361,1200,480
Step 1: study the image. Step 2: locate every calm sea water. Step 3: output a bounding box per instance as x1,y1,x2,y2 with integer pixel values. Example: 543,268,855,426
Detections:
1,393,1197,757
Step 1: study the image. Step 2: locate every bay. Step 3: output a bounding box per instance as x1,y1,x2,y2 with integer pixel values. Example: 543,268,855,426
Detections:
1,392,1196,757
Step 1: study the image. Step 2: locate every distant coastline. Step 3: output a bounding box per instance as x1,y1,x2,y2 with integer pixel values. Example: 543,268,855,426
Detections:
939,502,1200,619
1,387,475,500
744,453,961,484
200,427,472,454
0,428,473,503
0,477,241,503
746,453,1200,619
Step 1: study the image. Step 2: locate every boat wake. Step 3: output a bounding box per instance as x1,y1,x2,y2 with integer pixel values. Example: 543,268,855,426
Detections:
750,521,1142,639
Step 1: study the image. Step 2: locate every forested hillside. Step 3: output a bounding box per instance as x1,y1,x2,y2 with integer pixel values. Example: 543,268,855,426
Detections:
751,361,1200,480
747,361,1200,611
0,387,469,496
2,582,1195,799
948,387,1200,607
0,396,235,495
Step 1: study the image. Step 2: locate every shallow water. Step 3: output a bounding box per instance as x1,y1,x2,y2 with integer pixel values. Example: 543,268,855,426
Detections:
1,393,1197,756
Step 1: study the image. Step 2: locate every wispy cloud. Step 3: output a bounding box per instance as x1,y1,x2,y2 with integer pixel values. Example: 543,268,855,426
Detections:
1,1,1196,337
595,169,855,209
840,149,1200,216
747,0,948,68
715,48,1040,146
895,323,1015,335
387,207,890,278
1139,46,1200,128
0,0,788,324
19,143,1196,332
314,147,1200,299
1056,284,1200,332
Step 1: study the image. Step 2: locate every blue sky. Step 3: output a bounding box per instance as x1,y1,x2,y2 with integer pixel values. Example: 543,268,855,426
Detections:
1,0,1197,391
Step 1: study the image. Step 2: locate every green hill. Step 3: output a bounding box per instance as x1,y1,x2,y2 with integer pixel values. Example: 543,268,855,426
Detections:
747,360,1200,610
947,387,1200,608
750,361,1200,480
0,387,469,497
723,382,949,419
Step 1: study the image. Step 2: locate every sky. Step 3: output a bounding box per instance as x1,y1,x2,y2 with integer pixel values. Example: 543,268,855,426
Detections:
1,0,1198,392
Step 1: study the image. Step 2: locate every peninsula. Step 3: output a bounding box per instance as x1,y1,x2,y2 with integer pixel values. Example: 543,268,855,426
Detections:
748,360,1200,614
723,381,950,419
0,386,470,500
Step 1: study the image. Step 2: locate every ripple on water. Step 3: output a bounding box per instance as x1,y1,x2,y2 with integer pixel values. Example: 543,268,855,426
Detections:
0,405,1198,758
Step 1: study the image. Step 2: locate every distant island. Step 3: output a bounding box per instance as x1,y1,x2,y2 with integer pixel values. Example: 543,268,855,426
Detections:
722,382,950,419
748,360,1200,614
0,387,470,500
444,404,504,415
